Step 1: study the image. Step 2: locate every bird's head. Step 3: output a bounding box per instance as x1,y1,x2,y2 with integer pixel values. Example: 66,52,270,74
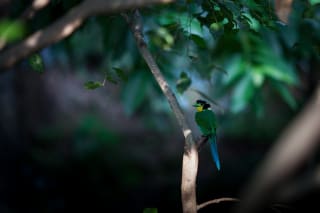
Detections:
193,100,211,112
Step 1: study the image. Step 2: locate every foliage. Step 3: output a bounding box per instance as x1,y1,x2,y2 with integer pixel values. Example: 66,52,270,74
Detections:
0,19,25,44
28,53,45,73
176,71,192,94
5,0,320,123
84,80,104,90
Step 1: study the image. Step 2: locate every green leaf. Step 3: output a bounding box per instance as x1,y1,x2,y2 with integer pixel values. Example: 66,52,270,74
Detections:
84,81,104,90
231,75,255,113
176,72,192,94
143,208,158,213
28,54,45,73
103,70,118,84
272,81,297,109
190,34,206,49
121,72,150,116
113,67,128,82
310,0,320,5
179,13,203,36
222,55,244,88
251,70,265,87
0,19,25,43
260,65,297,85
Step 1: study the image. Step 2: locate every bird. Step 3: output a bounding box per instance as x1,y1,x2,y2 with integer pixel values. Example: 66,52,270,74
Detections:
193,99,221,171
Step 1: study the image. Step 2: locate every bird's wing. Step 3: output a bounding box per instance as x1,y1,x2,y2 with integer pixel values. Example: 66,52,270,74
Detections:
195,110,216,135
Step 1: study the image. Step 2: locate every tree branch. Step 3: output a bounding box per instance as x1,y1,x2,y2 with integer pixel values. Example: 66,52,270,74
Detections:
197,197,240,210
123,10,198,213
196,136,209,151
235,85,320,213
0,0,174,70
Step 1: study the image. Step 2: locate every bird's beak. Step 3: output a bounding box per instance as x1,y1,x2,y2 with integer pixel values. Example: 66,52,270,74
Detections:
193,103,201,107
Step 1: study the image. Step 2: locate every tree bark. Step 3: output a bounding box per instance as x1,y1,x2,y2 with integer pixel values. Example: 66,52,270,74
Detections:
123,11,198,213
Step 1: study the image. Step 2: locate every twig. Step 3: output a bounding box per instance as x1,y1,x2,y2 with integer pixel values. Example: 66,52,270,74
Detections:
0,0,174,70
124,10,198,213
196,136,209,151
197,197,240,210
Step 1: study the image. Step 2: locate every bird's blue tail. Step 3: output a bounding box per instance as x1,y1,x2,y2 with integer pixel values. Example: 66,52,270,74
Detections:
209,136,221,171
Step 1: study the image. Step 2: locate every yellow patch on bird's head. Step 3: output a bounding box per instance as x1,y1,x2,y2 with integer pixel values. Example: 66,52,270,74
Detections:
193,100,211,112
193,102,204,112
196,105,203,112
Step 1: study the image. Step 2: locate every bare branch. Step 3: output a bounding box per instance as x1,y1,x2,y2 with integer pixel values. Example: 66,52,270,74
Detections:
197,197,240,210
235,85,320,213
0,0,174,70
196,136,209,151
124,10,198,213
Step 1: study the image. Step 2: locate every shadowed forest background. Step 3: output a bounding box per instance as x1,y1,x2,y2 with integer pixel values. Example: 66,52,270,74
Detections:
0,0,320,212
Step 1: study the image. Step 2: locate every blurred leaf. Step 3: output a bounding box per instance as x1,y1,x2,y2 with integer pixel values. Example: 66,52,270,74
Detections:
0,19,25,43
113,67,128,82
103,69,118,84
251,71,265,87
260,65,297,85
189,88,223,113
310,0,320,5
272,81,297,109
148,27,174,50
179,13,203,36
176,71,191,94
143,208,158,213
188,54,199,61
222,55,244,88
190,34,206,49
209,64,228,75
121,72,150,116
231,75,254,113
28,54,45,73
84,81,104,90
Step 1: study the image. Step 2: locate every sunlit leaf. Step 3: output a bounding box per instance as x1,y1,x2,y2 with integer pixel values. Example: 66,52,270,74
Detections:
251,70,265,87
28,54,45,73
260,65,297,85
148,27,174,50
0,19,25,43
84,81,104,90
179,13,203,36
310,0,320,5
176,71,192,94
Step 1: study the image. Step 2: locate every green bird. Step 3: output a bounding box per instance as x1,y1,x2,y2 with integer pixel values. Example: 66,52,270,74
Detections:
193,100,221,171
